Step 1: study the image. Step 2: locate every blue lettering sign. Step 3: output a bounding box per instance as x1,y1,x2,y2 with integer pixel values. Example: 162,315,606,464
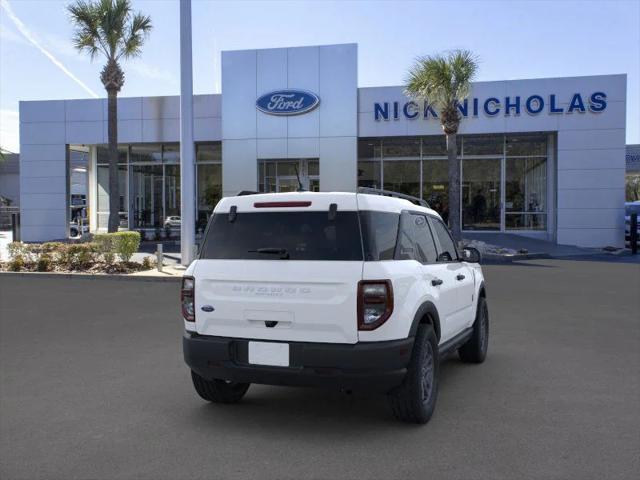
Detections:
568,93,586,113
525,95,544,114
373,91,607,121
424,103,438,119
484,97,501,116
403,101,419,119
457,99,468,117
374,102,389,121
256,90,320,116
505,96,521,116
549,94,564,114
589,92,607,112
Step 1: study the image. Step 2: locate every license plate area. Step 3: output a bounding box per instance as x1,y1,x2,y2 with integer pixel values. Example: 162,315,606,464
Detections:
248,341,290,367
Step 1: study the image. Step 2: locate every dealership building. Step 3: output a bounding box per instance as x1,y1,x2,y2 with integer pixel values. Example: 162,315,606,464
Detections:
19,43,627,248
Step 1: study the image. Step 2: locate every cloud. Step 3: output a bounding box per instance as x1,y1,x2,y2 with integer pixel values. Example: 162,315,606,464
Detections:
0,109,19,153
0,0,99,98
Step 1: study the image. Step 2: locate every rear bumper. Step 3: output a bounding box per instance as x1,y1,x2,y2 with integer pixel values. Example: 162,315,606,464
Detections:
183,332,414,392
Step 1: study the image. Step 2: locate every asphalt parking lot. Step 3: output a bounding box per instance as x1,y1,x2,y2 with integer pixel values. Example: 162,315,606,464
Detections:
1,258,639,480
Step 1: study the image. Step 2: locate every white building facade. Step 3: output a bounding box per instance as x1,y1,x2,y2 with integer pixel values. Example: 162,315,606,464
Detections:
19,43,627,247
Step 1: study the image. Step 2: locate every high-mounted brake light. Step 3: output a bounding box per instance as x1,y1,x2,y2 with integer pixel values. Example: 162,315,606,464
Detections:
181,276,195,322
253,201,312,208
357,280,394,330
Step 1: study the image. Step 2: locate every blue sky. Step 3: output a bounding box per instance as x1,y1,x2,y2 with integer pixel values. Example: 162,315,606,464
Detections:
1,0,638,152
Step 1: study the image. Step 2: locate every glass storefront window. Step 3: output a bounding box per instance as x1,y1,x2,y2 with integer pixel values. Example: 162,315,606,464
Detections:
422,159,449,223
196,163,221,233
97,145,127,164
164,164,181,220
97,164,128,229
421,136,448,157
505,157,547,230
195,143,222,233
258,159,318,193
197,143,222,162
383,160,420,198
130,144,162,163
463,135,503,156
357,161,381,189
131,164,163,228
462,158,501,230
381,137,420,159
506,133,547,156
163,144,180,163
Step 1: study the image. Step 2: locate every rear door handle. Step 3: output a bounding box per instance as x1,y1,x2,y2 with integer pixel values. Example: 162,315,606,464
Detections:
456,274,465,281
431,278,443,286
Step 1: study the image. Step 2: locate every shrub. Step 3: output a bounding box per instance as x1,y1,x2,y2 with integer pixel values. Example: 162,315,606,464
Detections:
37,254,52,272
54,243,98,270
8,255,25,271
141,256,155,270
94,233,116,264
7,242,27,260
112,231,140,262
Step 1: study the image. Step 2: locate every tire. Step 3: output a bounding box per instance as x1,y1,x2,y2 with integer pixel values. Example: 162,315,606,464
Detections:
388,324,439,424
190,370,250,404
458,296,489,364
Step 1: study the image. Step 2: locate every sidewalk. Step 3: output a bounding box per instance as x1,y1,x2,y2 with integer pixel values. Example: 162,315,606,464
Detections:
463,232,635,262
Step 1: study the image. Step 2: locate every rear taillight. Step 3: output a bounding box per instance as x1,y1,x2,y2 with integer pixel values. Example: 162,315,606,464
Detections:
357,280,393,330
181,276,195,322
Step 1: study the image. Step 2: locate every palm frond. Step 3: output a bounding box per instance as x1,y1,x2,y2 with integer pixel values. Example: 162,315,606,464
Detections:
118,13,152,60
405,49,478,111
67,0,153,67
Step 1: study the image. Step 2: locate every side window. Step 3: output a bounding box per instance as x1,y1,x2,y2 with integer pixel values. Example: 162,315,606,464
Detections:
360,211,400,261
430,217,458,262
395,213,438,263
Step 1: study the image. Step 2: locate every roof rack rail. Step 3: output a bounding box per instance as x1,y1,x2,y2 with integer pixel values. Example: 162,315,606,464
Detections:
357,187,430,209
236,190,259,196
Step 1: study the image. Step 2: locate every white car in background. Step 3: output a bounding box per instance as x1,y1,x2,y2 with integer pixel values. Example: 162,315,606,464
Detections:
181,189,488,424
164,216,181,228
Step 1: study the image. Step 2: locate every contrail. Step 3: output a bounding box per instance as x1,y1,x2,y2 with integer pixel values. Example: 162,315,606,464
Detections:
1,0,100,98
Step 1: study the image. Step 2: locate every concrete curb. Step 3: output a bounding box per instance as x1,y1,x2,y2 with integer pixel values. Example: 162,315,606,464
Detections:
0,271,182,283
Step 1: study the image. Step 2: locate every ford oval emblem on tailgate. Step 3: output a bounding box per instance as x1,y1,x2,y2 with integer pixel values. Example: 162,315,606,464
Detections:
201,305,214,312
256,90,320,116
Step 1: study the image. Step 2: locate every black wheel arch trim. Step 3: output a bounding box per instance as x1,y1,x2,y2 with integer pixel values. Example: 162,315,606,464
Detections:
478,281,487,299
408,301,441,341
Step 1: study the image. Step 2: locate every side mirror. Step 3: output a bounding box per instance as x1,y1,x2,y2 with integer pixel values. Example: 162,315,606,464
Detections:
462,247,482,264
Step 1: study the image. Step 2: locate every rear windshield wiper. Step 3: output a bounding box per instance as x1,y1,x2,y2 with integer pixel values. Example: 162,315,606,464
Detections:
248,247,290,259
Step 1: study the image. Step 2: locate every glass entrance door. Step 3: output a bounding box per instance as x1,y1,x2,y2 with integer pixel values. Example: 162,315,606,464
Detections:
461,158,502,230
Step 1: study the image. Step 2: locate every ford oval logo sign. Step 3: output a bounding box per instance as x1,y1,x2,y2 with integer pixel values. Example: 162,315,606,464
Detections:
256,90,320,116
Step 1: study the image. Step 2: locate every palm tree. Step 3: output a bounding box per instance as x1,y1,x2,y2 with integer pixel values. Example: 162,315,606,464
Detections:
68,0,152,232
405,50,478,241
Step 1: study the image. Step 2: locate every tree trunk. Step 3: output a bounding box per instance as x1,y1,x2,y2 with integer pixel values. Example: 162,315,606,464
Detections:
107,90,120,233
447,132,462,242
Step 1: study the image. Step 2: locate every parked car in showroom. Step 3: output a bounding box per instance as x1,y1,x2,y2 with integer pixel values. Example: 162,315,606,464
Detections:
181,189,488,424
164,216,181,229
625,201,640,245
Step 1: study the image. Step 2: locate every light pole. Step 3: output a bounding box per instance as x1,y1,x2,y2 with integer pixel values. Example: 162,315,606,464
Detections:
179,0,195,265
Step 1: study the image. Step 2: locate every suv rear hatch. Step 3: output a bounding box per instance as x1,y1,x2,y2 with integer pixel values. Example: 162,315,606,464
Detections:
193,193,363,344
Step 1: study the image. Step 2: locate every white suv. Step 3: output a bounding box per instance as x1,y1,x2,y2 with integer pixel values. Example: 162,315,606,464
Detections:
182,190,488,423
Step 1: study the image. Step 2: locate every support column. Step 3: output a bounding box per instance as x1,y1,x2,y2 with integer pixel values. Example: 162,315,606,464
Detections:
179,0,195,265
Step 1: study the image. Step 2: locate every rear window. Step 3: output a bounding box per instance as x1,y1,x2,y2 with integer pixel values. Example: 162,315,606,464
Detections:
200,211,363,261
